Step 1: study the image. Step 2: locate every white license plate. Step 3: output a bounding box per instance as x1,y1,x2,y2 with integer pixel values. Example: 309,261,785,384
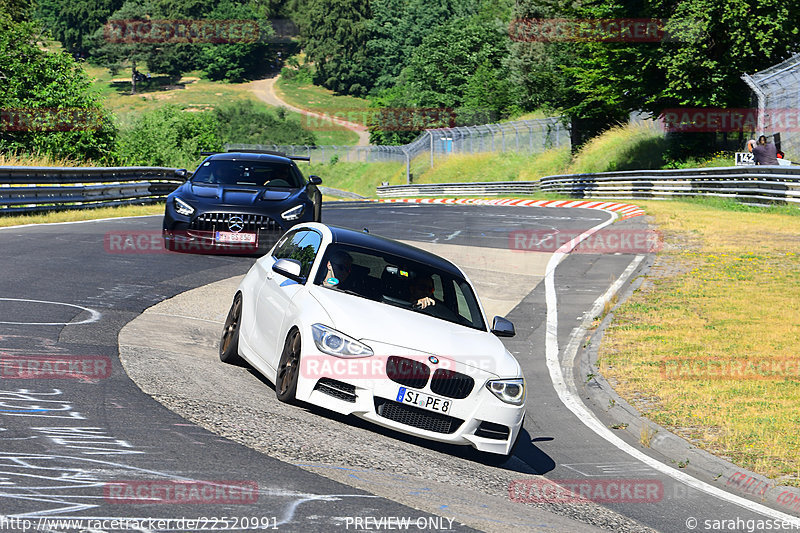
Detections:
396,387,451,414
215,231,256,244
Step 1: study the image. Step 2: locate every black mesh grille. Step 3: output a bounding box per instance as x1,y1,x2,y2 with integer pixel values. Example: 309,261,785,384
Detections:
374,398,463,434
386,356,430,389
474,421,510,440
189,213,280,233
430,369,474,399
313,378,356,403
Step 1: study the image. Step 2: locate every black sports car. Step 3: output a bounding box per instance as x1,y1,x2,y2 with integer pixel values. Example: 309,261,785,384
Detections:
163,151,322,253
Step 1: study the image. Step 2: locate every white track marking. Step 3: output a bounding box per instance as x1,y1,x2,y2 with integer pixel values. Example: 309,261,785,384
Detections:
0,215,159,232
544,212,800,524
0,298,101,326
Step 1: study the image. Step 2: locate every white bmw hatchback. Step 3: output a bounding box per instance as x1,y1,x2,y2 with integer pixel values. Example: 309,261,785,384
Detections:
219,222,526,455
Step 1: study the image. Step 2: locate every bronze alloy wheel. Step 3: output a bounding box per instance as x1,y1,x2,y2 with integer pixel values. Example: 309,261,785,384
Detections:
219,293,243,364
276,329,301,403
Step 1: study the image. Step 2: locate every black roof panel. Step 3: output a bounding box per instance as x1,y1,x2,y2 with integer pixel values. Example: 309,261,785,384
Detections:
327,225,463,278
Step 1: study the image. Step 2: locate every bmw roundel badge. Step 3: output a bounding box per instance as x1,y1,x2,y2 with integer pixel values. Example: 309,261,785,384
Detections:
429,356,439,364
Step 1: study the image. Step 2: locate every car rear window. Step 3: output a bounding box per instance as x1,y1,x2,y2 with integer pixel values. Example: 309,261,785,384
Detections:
192,160,303,188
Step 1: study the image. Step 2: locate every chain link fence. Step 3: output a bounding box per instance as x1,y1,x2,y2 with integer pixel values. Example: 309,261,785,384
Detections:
743,53,800,159
227,117,569,183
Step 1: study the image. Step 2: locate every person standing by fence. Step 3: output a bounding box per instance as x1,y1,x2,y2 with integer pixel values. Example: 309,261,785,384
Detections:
750,135,779,165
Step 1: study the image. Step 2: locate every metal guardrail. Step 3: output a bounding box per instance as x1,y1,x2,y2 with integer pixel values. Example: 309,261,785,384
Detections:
539,166,800,204
0,166,185,214
376,166,800,206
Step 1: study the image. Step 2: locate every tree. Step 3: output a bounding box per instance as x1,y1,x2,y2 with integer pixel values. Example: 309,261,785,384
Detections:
199,0,275,83
91,0,279,90
370,12,516,144
509,0,800,148
365,0,481,93
35,0,123,54
117,105,219,167
1,0,33,23
298,0,372,96
0,14,117,161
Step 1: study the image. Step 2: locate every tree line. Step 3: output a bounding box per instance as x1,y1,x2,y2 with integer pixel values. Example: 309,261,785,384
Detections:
297,0,799,146
1,0,797,162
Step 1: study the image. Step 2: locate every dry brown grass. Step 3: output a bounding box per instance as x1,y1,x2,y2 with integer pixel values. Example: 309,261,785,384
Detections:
0,204,163,227
598,200,800,484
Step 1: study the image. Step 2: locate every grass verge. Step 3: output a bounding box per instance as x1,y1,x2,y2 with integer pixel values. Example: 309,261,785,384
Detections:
598,198,800,485
83,65,354,146
275,75,371,126
0,204,163,228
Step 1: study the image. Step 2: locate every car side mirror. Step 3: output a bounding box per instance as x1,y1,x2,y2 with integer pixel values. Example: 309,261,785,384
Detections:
491,316,515,338
308,175,322,186
175,168,188,179
272,258,305,283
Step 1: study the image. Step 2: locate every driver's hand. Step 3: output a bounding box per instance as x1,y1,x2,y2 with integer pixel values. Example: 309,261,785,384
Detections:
415,297,435,309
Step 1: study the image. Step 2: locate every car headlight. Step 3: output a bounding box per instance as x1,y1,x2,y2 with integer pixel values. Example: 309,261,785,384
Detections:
281,204,304,221
486,378,525,405
311,324,373,358
173,197,194,217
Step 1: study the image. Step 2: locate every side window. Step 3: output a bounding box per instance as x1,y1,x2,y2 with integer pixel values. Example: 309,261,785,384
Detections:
273,230,322,278
452,279,483,329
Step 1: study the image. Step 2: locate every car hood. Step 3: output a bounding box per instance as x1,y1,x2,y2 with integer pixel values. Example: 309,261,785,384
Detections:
188,184,294,202
308,286,521,378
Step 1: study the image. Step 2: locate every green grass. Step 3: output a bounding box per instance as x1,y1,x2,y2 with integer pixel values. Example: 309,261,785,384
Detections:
567,121,668,173
82,64,352,145
307,161,407,197
599,200,800,484
275,75,371,126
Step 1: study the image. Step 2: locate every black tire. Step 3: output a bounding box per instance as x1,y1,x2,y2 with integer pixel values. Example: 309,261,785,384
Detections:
219,293,244,365
164,232,177,252
275,329,301,403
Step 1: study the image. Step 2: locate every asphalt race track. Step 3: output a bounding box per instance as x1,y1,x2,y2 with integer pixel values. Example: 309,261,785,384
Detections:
0,203,795,532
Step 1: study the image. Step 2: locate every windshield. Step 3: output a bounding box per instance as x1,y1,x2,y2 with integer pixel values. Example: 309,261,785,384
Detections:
314,244,486,331
191,159,304,188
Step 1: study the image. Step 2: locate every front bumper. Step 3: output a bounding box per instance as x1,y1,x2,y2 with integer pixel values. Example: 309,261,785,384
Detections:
294,345,526,455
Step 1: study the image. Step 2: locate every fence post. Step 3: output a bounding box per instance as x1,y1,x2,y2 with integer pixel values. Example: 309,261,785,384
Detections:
429,130,434,169
402,148,411,184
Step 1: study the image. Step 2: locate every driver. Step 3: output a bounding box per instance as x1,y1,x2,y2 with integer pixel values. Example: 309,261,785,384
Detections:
409,274,436,309
322,251,353,288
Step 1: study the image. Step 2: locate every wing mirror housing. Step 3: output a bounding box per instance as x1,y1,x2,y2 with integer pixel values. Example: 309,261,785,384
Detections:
175,168,188,179
308,175,322,186
491,316,516,338
272,258,305,283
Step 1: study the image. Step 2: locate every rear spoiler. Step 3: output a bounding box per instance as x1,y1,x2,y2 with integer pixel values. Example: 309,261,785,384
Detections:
200,149,311,161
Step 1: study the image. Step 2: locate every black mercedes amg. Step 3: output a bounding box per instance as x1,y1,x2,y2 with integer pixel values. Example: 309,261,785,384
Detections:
163,150,322,253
